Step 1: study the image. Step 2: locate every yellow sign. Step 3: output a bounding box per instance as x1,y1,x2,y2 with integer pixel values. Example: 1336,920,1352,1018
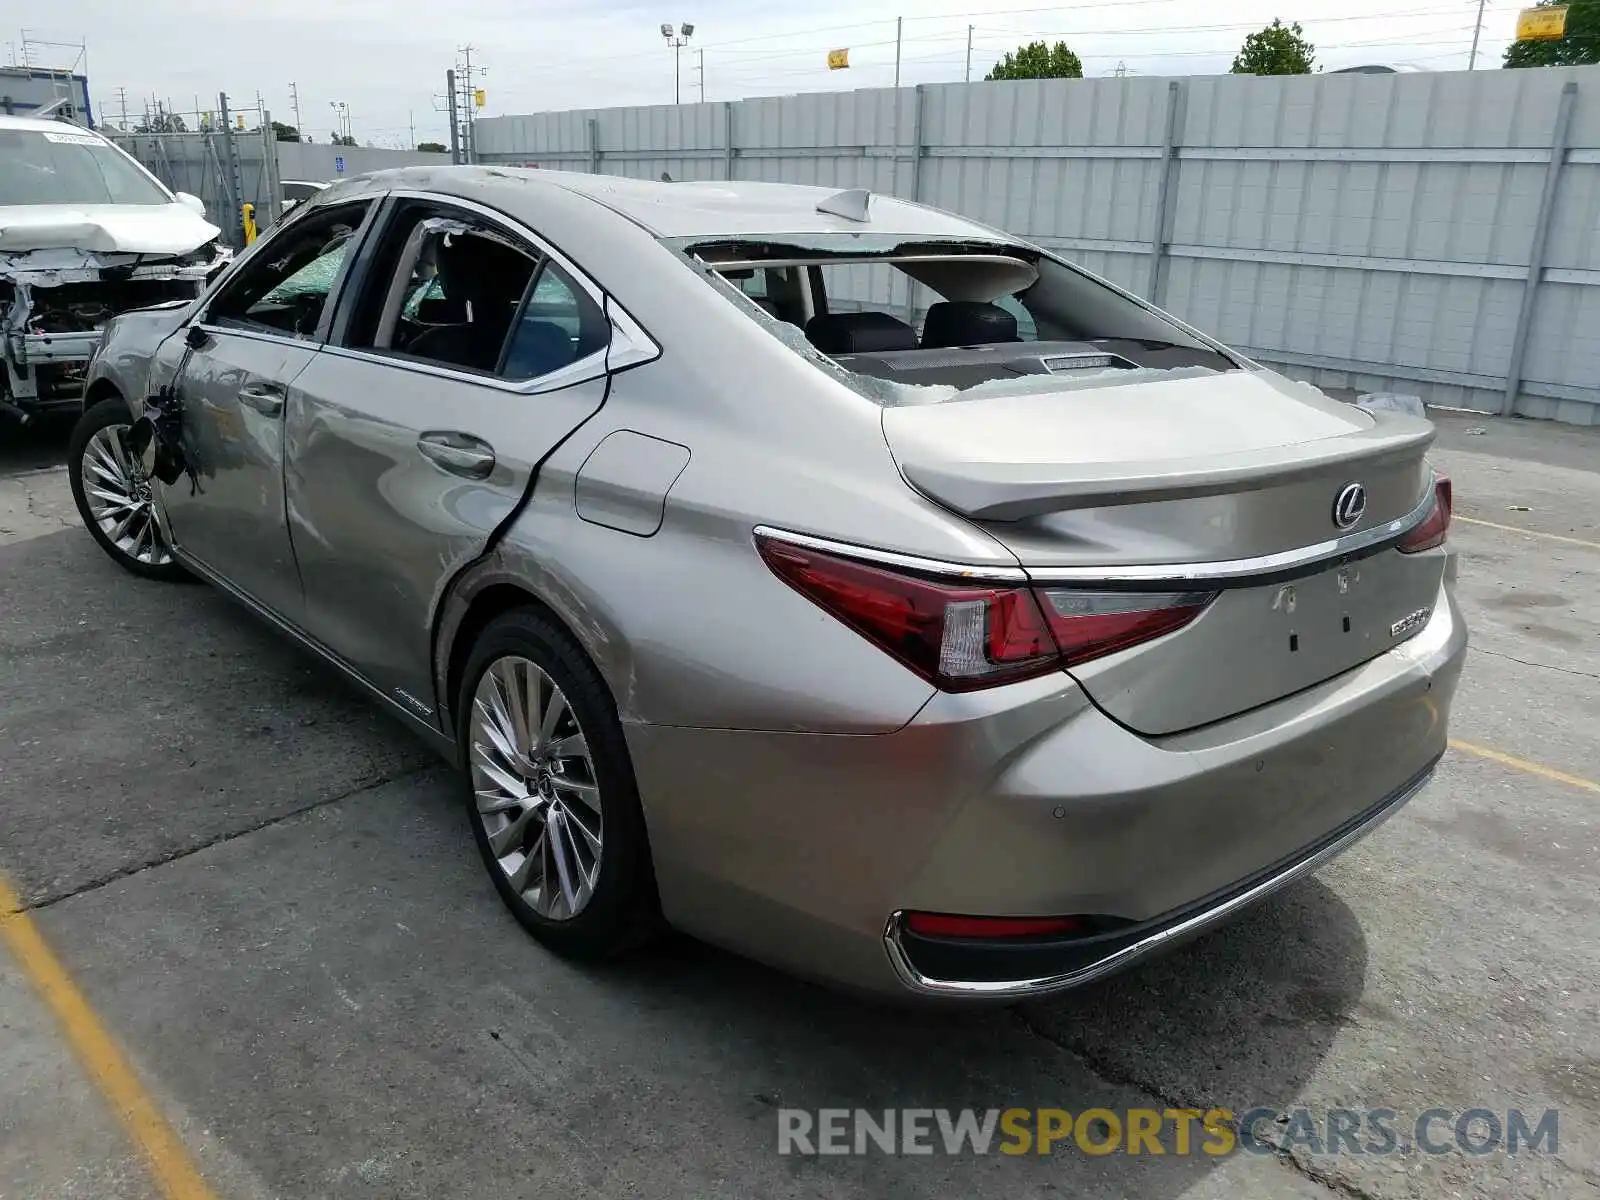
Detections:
827,48,850,70
242,203,258,246
473,88,487,108
236,113,245,129
1516,6,1568,39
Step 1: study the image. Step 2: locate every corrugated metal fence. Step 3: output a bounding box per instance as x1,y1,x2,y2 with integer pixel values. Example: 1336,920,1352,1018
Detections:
109,128,451,248
475,66,1600,426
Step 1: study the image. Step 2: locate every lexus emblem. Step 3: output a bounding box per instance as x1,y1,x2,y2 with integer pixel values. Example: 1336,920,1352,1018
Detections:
1332,482,1367,530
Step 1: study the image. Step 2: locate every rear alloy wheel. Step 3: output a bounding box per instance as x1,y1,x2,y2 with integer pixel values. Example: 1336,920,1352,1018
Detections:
472,655,605,920
459,609,657,958
67,398,187,581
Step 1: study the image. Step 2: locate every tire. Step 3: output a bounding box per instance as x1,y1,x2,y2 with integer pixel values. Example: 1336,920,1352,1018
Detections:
457,607,659,959
67,397,188,581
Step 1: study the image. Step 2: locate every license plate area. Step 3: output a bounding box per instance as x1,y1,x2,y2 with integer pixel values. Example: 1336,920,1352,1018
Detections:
1065,549,1446,736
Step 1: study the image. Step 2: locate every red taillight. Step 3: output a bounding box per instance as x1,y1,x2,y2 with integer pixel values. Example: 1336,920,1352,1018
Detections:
1397,475,1452,554
756,536,1216,692
1033,589,1213,666
755,539,1058,692
904,911,1084,939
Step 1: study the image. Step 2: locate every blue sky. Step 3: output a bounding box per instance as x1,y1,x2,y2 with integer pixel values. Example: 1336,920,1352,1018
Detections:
13,0,1520,147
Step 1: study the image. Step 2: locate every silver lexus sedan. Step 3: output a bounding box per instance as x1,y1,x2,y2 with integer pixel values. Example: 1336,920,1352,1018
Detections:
69,167,1466,1001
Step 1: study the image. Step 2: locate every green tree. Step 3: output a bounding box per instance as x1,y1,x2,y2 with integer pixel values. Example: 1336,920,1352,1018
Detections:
1231,19,1316,75
332,133,357,147
986,40,1084,81
271,121,301,142
416,140,447,153
1504,0,1600,66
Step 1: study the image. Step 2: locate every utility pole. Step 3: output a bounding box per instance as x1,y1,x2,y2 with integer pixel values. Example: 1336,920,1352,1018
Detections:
289,81,302,136
1468,0,1488,68
115,85,128,129
894,16,903,89
457,45,479,162
409,110,416,150
965,25,973,83
217,92,245,246
446,68,461,164
697,48,705,102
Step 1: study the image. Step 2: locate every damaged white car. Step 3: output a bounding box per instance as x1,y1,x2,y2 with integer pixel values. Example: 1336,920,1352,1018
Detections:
0,114,232,425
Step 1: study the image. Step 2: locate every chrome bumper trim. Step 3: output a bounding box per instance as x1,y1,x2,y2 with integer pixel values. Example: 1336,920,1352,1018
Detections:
883,761,1438,999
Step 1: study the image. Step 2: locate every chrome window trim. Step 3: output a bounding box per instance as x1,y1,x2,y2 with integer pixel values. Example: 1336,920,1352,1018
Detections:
883,761,1437,1000
195,323,322,352
605,296,663,374
317,342,611,395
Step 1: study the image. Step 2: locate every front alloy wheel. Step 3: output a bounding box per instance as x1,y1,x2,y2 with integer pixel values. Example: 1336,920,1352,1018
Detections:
470,656,605,920
81,425,171,567
67,397,187,581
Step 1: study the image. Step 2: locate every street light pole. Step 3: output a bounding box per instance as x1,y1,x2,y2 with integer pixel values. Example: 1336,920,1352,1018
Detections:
661,22,695,105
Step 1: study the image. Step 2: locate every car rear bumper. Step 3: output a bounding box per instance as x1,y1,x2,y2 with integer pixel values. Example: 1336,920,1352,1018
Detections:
626,579,1467,1000
882,755,1436,998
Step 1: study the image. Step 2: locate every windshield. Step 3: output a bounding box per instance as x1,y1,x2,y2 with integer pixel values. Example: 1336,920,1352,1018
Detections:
0,128,171,207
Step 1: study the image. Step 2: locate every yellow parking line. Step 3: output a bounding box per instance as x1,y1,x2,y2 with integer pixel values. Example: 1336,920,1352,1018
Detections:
1449,739,1600,795
1454,515,1600,552
0,875,219,1200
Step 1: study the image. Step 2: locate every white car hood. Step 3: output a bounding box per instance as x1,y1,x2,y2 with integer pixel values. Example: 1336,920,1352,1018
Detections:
0,202,221,256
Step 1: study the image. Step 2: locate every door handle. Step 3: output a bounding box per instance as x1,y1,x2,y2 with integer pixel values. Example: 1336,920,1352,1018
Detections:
417,431,496,479
238,382,285,417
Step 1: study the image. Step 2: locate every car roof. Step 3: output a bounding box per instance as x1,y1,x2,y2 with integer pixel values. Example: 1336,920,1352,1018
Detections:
323,165,1008,243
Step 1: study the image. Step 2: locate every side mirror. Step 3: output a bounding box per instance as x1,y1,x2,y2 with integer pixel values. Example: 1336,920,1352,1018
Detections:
185,324,209,351
174,191,207,217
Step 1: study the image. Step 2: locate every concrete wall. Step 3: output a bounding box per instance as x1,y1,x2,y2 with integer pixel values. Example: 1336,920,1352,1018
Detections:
475,67,1600,425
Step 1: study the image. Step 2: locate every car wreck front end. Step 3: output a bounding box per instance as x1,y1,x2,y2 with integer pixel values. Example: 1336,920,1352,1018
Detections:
0,117,231,424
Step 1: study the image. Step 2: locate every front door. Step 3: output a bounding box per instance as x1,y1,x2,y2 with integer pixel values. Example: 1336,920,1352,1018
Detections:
283,198,613,720
159,199,377,620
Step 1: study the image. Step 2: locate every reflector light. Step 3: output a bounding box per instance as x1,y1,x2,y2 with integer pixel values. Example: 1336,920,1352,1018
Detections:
1036,589,1213,666
904,912,1084,939
1397,475,1453,554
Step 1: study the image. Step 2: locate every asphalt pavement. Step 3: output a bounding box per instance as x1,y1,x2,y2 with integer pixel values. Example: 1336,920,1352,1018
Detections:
1,407,1596,1200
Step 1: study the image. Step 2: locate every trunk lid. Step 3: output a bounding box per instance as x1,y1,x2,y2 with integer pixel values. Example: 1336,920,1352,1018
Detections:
880,367,1446,735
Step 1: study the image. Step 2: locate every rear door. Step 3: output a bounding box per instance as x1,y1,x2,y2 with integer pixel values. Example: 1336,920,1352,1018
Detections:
283,194,613,721
157,198,377,620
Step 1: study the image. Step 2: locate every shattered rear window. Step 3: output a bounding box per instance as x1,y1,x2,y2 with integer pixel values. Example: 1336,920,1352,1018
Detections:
670,234,1241,407
0,129,170,207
